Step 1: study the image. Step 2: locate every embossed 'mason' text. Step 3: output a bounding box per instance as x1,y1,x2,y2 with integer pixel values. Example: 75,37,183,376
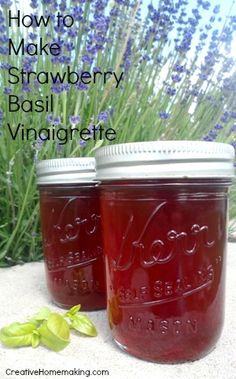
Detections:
127,316,198,335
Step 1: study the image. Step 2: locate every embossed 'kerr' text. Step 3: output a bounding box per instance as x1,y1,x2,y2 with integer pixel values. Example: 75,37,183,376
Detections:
113,202,215,271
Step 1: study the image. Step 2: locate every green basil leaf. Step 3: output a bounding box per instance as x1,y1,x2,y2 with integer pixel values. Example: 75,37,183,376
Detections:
65,304,81,318
31,332,40,348
47,313,70,340
70,314,97,337
30,307,51,323
0,322,36,348
38,313,70,352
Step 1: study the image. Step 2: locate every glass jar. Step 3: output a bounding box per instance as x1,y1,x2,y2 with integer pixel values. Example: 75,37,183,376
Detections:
37,158,106,310
95,141,235,363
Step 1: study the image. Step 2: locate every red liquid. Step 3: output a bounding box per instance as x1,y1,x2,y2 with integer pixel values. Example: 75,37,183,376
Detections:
100,179,229,362
39,184,106,310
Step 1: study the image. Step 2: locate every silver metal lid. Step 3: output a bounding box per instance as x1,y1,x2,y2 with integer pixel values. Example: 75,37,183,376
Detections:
37,158,96,185
95,141,235,180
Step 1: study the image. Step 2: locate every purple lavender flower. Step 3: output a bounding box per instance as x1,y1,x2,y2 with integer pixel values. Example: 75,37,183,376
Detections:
47,114,54,124
47,114,61,125
110,7,119,17
54,116,61,125
82,55,94,65
68,28,78,38
86,45,98,55
200,32,208,40
22,83,31,92
0,21,6,31
123,38,133,71
222,58,235,73
171,74,182,83
59,0,67,12
142,54,150,61
199,73,208,81
57,56,71,64
62,84,70,92
30,0,38,9
213,5,220,14
93,66,102,73
174,64,185,73
92,15,109,33
0,35,8,43
93,34,106,44
4,87,12,95
192,8,201,20
0,0,12,7
51,83,66,93
220,26,233,45
160,111,170,120
197,0,211,10
65,42,75,52
166,87,176,96
69,115,81,125
51,56,61,64
203,129,218,141
54,24,66,35
0,63,12,69
76,82,88,91
79,140,87,147
0,46,8,54
29,32,37,40
214,124,223,130
223,77,236,92
220,114,230,123
51,85,62,94
230,112,236,119
0,109,3,125
72,5,83,22
175,27,194,53
35,135,46,150
98,111,109,122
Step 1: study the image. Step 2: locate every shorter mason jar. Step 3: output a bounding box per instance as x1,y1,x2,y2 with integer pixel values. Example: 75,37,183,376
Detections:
37,158,106,310
95,141,235,363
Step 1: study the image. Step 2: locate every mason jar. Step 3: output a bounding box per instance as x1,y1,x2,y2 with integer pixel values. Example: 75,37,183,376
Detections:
37,158,106,310
95,141,235,362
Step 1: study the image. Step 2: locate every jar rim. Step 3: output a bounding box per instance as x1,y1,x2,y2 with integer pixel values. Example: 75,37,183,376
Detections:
36,157,96,185
95,141,235,180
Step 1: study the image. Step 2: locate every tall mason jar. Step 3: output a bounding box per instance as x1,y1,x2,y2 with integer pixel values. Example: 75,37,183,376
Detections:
37,158,106,310
96,141,235,362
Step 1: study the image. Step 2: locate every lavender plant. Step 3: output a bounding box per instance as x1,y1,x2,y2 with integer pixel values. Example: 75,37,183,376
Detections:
0,0,235,265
